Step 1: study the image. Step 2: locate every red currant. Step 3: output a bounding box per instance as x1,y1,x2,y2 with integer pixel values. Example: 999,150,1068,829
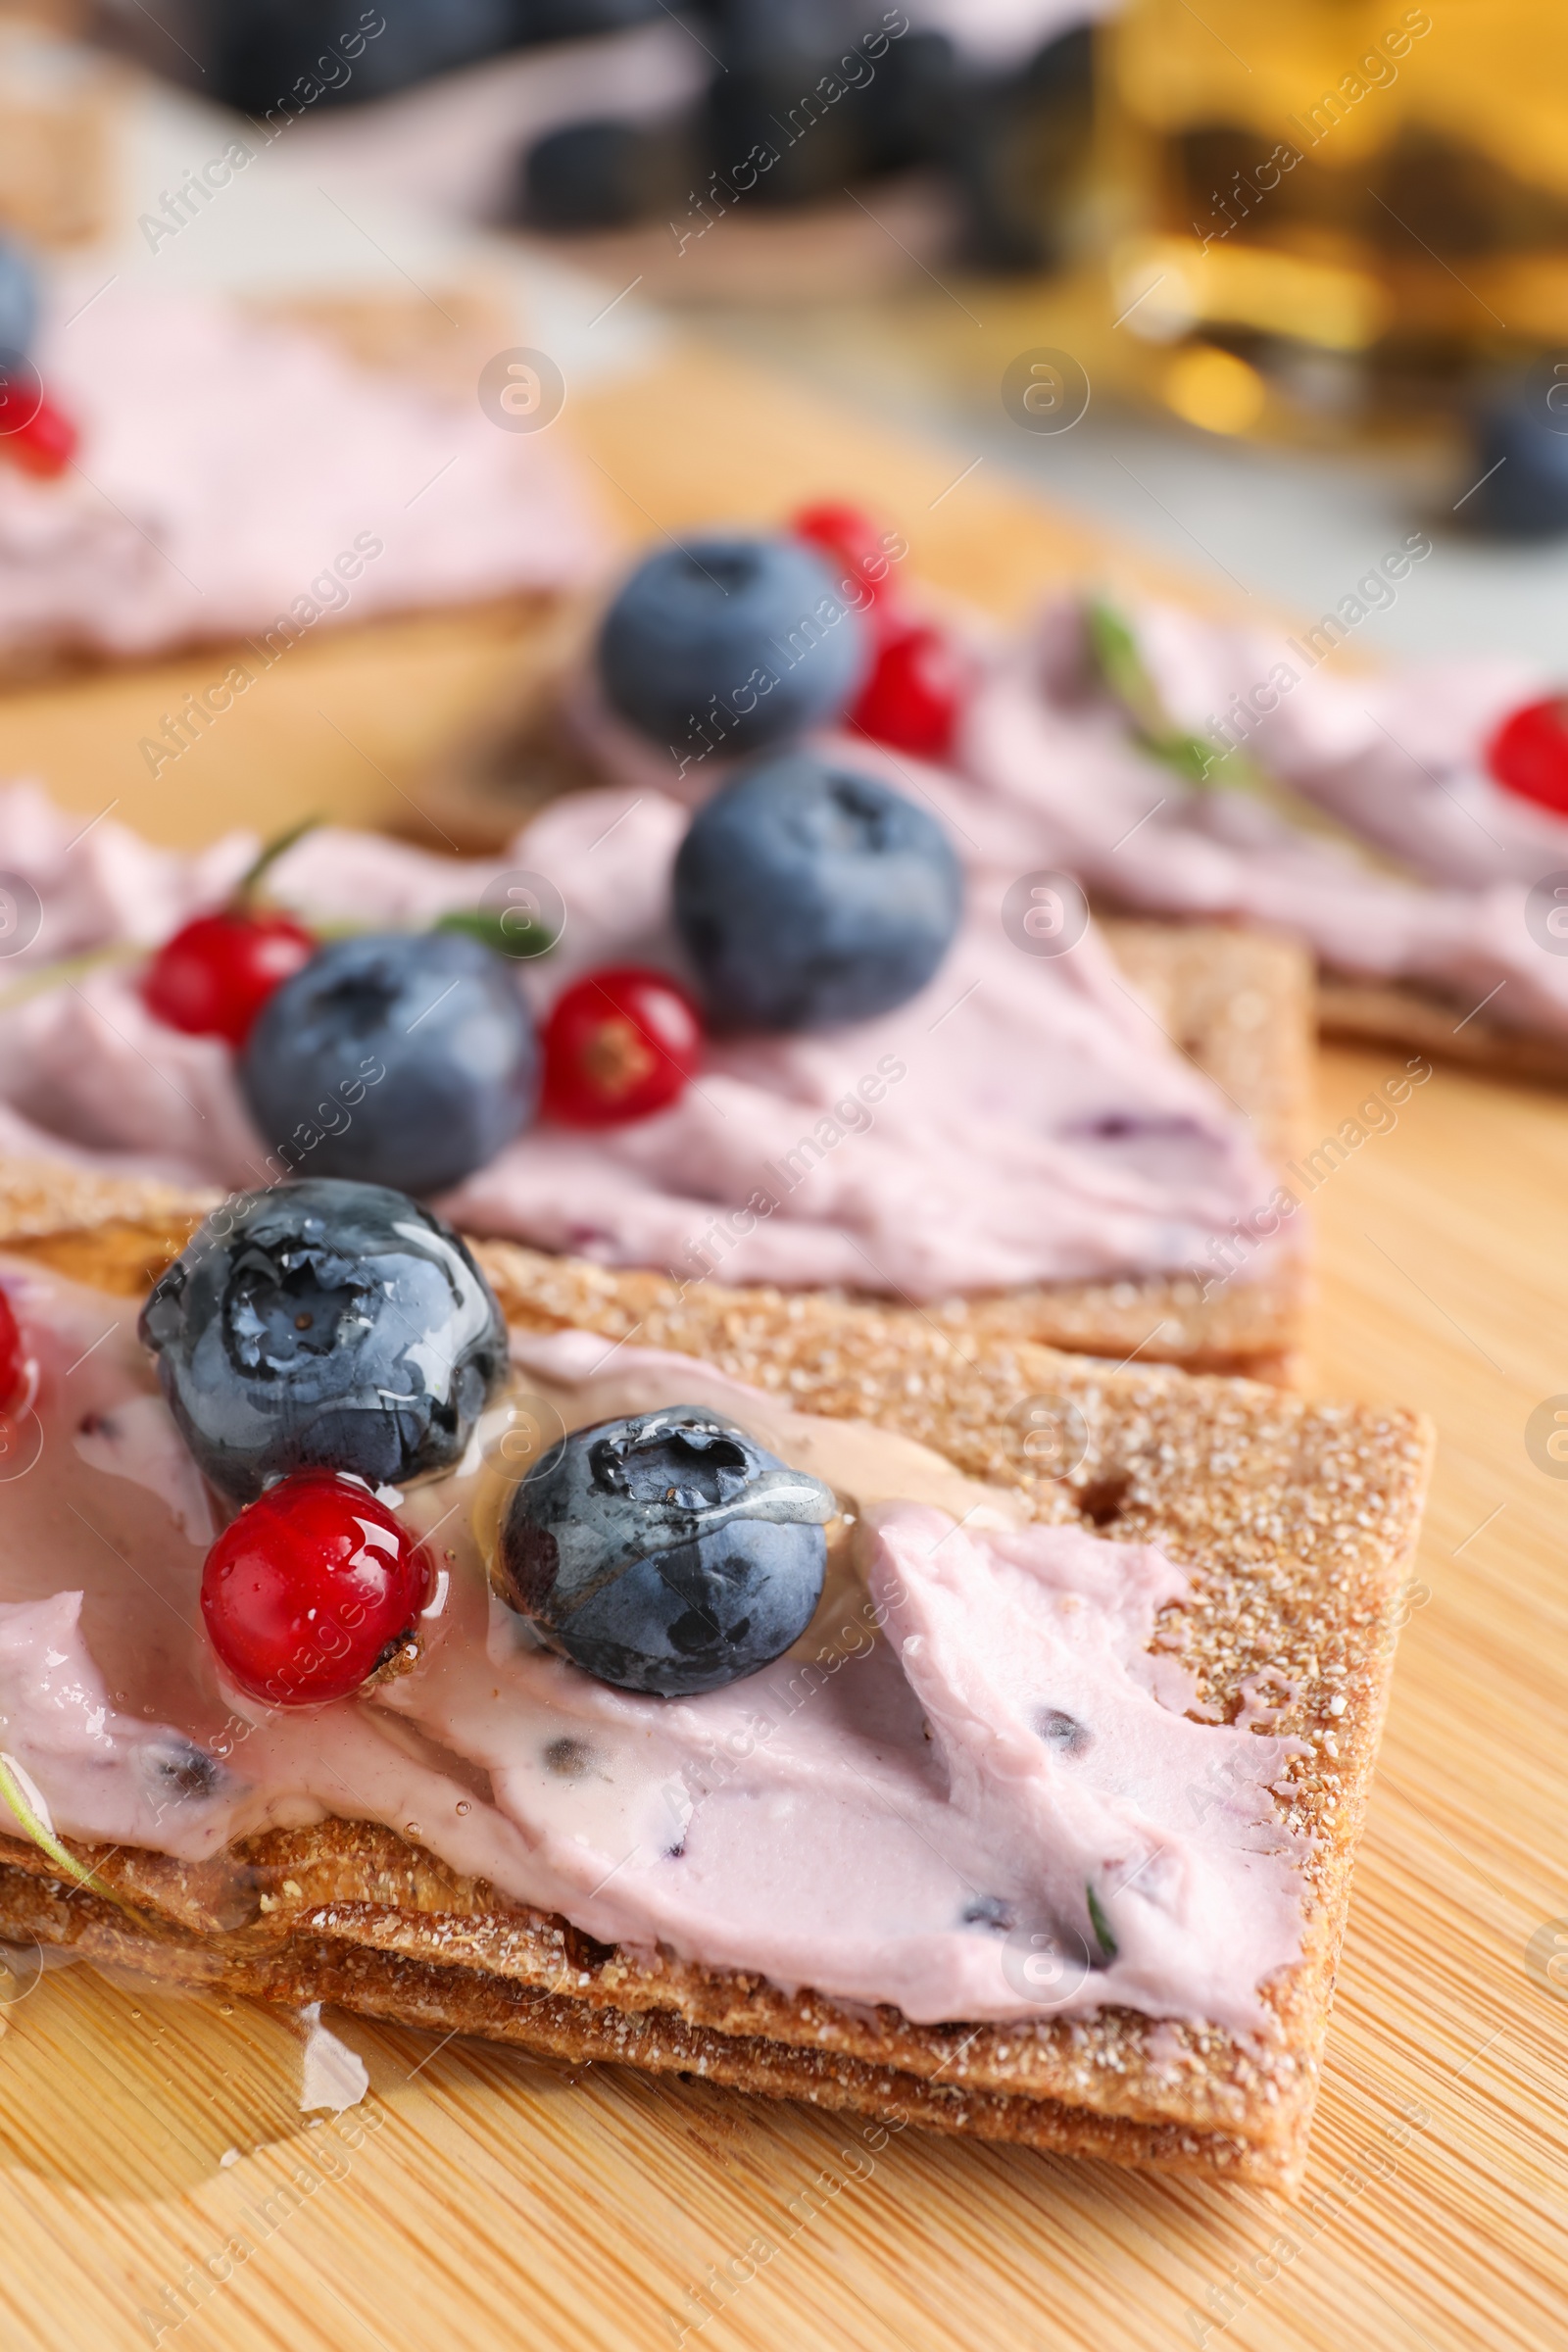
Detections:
849,620,965,761
201,1471,430,1708
143,910,317,1048
1486,696,1568,818
0,1290,24,1410
0,381,76,479
542,965,703,1127
792,502,902,630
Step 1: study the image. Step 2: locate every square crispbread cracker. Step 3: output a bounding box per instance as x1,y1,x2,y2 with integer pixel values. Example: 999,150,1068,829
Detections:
0,915,1313,1383
0,1175,1431,2188
0,288,582,690
1316,974,1568,1089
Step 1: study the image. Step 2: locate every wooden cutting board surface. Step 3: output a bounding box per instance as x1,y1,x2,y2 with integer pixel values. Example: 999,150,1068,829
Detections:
0,342,1562,2352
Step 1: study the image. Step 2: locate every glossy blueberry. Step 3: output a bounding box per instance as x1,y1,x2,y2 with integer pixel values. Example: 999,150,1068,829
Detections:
496,1406,834,1695
673,752,963,1030
239,930,537,1198
140,1177,507,1503
597,535,870,760
0,235,38,364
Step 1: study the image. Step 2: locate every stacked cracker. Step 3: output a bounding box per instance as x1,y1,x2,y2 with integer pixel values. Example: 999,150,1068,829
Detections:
0,1168,1430,2190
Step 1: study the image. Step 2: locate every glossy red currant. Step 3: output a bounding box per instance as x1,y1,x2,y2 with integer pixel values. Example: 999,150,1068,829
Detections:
792,501,901,627
0,1289,24,1410
143,910,317,1048
849,620,965,761
201,1471,430,1708
1486,696,1568,818
542,965,703,1126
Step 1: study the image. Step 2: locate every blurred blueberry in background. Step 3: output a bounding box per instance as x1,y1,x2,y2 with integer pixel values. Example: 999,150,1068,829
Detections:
0,238,37,363
1465,364,1568,538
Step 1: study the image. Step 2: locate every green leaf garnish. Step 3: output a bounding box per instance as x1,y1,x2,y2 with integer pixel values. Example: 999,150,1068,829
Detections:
1085,600,1165,742
433,907,558,960
1086,1881,1118,1961
1086,597,1266,793
1084,594,1395,849
0,1750,119,1904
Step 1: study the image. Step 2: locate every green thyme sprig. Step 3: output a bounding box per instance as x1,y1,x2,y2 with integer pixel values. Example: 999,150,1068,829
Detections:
1085,595,1396,859
433,907,558,960
0,812,562,1023
1086,598,1272,794
0,1750,121,1905
1086,1881,1118,1962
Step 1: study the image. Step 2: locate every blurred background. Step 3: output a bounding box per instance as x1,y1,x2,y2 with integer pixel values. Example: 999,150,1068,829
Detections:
3,0,1568,663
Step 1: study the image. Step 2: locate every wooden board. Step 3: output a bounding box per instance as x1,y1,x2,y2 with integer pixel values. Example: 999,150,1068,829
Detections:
0,340,1561,2352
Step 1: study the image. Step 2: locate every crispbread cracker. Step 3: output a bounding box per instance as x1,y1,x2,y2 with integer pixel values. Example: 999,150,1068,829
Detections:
1317,973,1568,1088
0,287,580,689
0,1174,1431,2188
0,918,1313,1380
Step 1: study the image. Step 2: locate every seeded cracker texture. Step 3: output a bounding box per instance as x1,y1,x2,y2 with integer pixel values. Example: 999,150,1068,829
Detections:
0,1138,1429,2191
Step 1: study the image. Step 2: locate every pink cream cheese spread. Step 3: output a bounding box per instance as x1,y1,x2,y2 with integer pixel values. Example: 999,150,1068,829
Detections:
0,782,1280,1300
0,1257,1306,2031
957,597,1568,1038
0,290,605,664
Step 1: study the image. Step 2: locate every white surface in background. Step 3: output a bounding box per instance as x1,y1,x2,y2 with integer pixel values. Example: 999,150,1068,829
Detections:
694,311,1568,671
47,73,668,391
31,33,1568,667
980,409,1568,671
906,0,1117,70
280,24,707,220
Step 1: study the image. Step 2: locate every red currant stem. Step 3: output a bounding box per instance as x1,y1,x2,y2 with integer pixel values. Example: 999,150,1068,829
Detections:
0,939,141,1015
228,814,321,911
0,1747,130,1910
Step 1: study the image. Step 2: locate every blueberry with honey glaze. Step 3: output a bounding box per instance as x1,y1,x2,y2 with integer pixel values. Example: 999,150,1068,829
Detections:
140,1178,507,1502
496,1406,835,1696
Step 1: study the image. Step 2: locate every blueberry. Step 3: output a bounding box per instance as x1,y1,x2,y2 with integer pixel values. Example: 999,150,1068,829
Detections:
148,1740,224,1803
1465,370,1568,537
140,1176,507,1502
519,119,680,229
0,236,38,363
960,1895,1014,1932
240,931,537,1198
209,0,514,113
1036,1707,1091,1756
496,1406,834,1695
597,535,870,760
673,752,962,1030
703,67,875,209
520,0,663,34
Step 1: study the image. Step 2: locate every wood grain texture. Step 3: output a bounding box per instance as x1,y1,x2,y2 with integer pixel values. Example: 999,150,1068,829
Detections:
0,339,1560,2352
